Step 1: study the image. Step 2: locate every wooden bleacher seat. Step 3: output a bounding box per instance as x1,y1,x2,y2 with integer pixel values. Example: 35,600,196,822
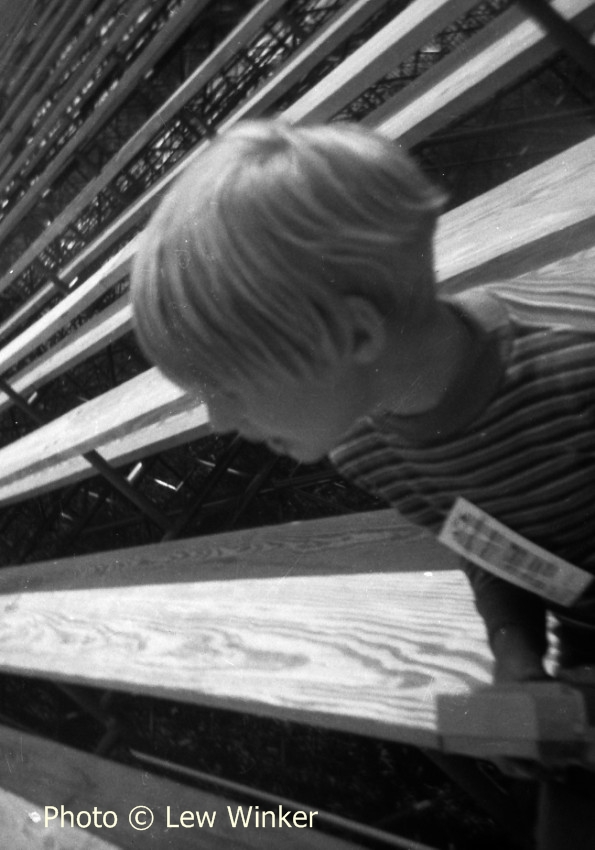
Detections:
0,510,487,747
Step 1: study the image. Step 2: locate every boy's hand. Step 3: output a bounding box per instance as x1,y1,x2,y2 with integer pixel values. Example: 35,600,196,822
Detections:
491,624,550,684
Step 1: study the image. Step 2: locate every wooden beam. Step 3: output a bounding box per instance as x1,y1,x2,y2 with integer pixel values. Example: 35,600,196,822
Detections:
0,403,210,506
0,510,488,748
0,366,207,488
0,282,59,344
436,132,595,288
219,0,389,127
367,0,595,147
282,0,481,124
0,239,135,376
0,726,362,849
0,298,132,418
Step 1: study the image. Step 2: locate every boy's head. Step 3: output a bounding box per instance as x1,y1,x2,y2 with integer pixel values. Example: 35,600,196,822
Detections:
131,119,446,458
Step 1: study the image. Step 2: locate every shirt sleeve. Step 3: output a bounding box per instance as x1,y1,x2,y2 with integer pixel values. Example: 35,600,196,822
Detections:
461,559,548,655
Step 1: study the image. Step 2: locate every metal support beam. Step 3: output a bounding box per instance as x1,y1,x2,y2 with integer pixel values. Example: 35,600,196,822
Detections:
161,435,246,542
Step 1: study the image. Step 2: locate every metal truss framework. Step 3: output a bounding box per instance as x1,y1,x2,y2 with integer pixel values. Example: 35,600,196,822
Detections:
0,0,593,566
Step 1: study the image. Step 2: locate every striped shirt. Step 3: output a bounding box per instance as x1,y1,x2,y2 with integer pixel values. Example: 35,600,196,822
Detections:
330,284,595,649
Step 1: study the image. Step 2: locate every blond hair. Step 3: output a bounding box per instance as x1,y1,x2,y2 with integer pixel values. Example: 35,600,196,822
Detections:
131,119,446,391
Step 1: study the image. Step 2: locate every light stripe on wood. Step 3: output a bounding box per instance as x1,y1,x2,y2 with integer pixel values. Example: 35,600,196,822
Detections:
0,511,488,747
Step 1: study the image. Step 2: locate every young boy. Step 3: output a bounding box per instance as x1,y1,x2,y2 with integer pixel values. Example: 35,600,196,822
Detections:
131,118,595,686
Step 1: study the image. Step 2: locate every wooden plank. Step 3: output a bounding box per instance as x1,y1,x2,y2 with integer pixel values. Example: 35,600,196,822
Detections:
0,239,135,376
436,132,595,289
218,0,388,128
0,510,490,747
367,0,595,147
0,0,387,300
0,726,363,850
0,298,132,418
0,0,213,252
0,282,59,344
0,366,208,488
282,0,480,124
0,403,212,506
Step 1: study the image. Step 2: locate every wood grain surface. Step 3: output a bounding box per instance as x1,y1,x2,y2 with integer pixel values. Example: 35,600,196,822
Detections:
0,726,365,849
0,511,491,748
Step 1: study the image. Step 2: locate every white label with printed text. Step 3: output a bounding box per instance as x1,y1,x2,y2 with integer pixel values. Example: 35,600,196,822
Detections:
439,498,593,607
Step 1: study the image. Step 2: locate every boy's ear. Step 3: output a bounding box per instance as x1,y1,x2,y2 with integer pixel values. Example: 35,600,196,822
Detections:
344,296,386,364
